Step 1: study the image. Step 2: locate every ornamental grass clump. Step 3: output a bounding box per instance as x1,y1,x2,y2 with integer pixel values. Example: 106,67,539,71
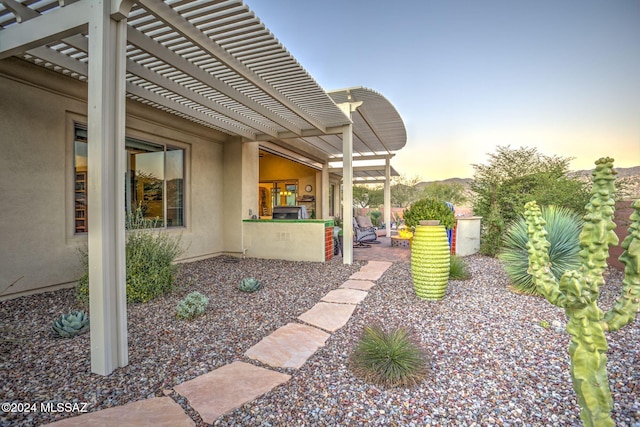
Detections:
449,255,470,280
176,291,209,320
499,205,583,296
350,324,430,388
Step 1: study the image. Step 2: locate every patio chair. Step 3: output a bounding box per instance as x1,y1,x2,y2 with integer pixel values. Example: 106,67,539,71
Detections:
353,217,380,247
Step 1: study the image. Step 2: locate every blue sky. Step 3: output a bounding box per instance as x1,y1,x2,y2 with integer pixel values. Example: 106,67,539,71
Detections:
246,0,640,180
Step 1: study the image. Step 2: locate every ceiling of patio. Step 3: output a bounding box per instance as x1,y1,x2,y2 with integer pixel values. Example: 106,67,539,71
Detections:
0,0,406,162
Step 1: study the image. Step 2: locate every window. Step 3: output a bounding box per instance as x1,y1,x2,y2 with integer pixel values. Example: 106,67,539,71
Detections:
74,125,185,233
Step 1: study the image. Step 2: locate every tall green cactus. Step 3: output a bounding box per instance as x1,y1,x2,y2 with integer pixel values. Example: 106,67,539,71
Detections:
524,157,640,427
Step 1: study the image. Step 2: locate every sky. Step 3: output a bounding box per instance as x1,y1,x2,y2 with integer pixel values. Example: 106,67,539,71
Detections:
245,0,640,181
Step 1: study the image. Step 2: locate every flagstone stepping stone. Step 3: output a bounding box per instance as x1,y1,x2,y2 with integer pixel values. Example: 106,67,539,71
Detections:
340,279,376,291
321,288,368,305
245,323,329,368
173,361,290,424
298,302,357,332
44,397,194,427
350,260,392,281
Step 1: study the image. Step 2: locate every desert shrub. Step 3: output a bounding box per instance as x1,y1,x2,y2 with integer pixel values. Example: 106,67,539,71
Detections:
403,198,455,230
76,210,183,304
472,146,589,257
369,210,383,227
479,202,505,257
350,324,430,388
176,291,209,320
498,205,582,296
449,255,470,280
125,230,183,303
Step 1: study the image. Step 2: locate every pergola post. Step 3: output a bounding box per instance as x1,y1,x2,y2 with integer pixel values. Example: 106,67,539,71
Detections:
341,123,354,264
384,157,391,237
321,163,330,219
337,100,362,264
87,0,130,375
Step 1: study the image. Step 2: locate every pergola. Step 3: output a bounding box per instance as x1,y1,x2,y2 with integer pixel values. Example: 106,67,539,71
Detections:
0,0,405,375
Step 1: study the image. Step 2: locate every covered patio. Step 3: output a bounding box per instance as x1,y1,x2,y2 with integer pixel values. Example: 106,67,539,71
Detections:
0,0,405,375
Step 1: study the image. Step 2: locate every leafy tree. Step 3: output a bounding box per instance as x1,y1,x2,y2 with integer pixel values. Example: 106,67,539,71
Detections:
391,175,422,208
353,185,384,208
367,187,384,208
353,185,371,208
420,182,467,206
471,145,588,256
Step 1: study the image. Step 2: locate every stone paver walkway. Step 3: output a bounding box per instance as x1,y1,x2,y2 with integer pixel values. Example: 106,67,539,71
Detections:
43,260,392,426
173,361,290,424
244,322,330,368
298,301,357,332
45,397,194,427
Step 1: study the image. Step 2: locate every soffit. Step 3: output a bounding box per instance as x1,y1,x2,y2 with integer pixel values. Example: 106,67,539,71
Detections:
0,0,351,140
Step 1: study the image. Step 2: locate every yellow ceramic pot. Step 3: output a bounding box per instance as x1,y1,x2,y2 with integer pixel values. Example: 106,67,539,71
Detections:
411,224,450,300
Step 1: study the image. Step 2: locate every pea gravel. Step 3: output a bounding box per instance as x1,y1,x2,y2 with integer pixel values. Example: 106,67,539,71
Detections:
1,255,638,426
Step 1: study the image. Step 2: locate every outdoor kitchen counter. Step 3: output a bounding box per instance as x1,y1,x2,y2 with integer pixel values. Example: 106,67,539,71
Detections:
243,219,335,262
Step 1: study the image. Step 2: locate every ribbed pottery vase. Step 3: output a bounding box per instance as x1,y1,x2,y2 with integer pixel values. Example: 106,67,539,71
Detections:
411,224,450,300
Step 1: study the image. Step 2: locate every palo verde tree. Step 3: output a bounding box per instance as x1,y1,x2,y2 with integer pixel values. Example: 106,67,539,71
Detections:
420,181,467,206
472,145,589,256
524,158,639,427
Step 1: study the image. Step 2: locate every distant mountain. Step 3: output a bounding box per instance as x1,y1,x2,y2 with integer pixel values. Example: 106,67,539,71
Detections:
568,165,640,180
416,165,640,201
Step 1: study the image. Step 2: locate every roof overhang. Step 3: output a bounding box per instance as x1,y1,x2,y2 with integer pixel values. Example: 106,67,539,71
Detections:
260,86,407,160
0,0,351,141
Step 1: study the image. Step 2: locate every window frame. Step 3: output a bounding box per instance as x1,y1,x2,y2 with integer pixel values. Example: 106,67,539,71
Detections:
72,122,187,234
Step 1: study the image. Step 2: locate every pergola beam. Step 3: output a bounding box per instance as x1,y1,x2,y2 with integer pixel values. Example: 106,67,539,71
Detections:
0,0,91,59
137,0,329,135
126,28,301,136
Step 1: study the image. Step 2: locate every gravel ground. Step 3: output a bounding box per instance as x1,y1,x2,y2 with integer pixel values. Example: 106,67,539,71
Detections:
1,255,639,426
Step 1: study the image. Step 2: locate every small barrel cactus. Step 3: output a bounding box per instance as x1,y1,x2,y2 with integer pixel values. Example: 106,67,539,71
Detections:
239,277,261,293
176,291,209,320
51,310,90,338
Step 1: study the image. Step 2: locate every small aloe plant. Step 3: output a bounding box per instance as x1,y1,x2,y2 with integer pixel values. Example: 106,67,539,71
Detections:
51,310,90,338
239,277,261,293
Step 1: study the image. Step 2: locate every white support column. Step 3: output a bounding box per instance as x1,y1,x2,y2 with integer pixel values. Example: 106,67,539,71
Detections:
87,0,129,376
337,100,362,264
321,162,329,219
341,123,354,264
384,157,391,237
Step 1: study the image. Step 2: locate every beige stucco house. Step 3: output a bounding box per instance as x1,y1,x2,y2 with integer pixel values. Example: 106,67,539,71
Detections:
0,0,406,374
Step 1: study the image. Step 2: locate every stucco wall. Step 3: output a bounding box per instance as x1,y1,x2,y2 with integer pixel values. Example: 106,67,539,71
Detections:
0,58,229,299
243,220,327,262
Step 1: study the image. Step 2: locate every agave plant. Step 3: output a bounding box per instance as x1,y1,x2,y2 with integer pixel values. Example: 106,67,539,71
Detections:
498,205,583,296
51,310,90,338
239,277,262,293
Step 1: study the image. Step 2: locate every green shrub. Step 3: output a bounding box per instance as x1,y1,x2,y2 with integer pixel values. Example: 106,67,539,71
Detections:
403,198,455,230
498,205,582,296
369,210,383,227
350,324,430,388
125,230,183,303
479,202,505,257
176,291,209,320
449,255,470,280
76,210,183,304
